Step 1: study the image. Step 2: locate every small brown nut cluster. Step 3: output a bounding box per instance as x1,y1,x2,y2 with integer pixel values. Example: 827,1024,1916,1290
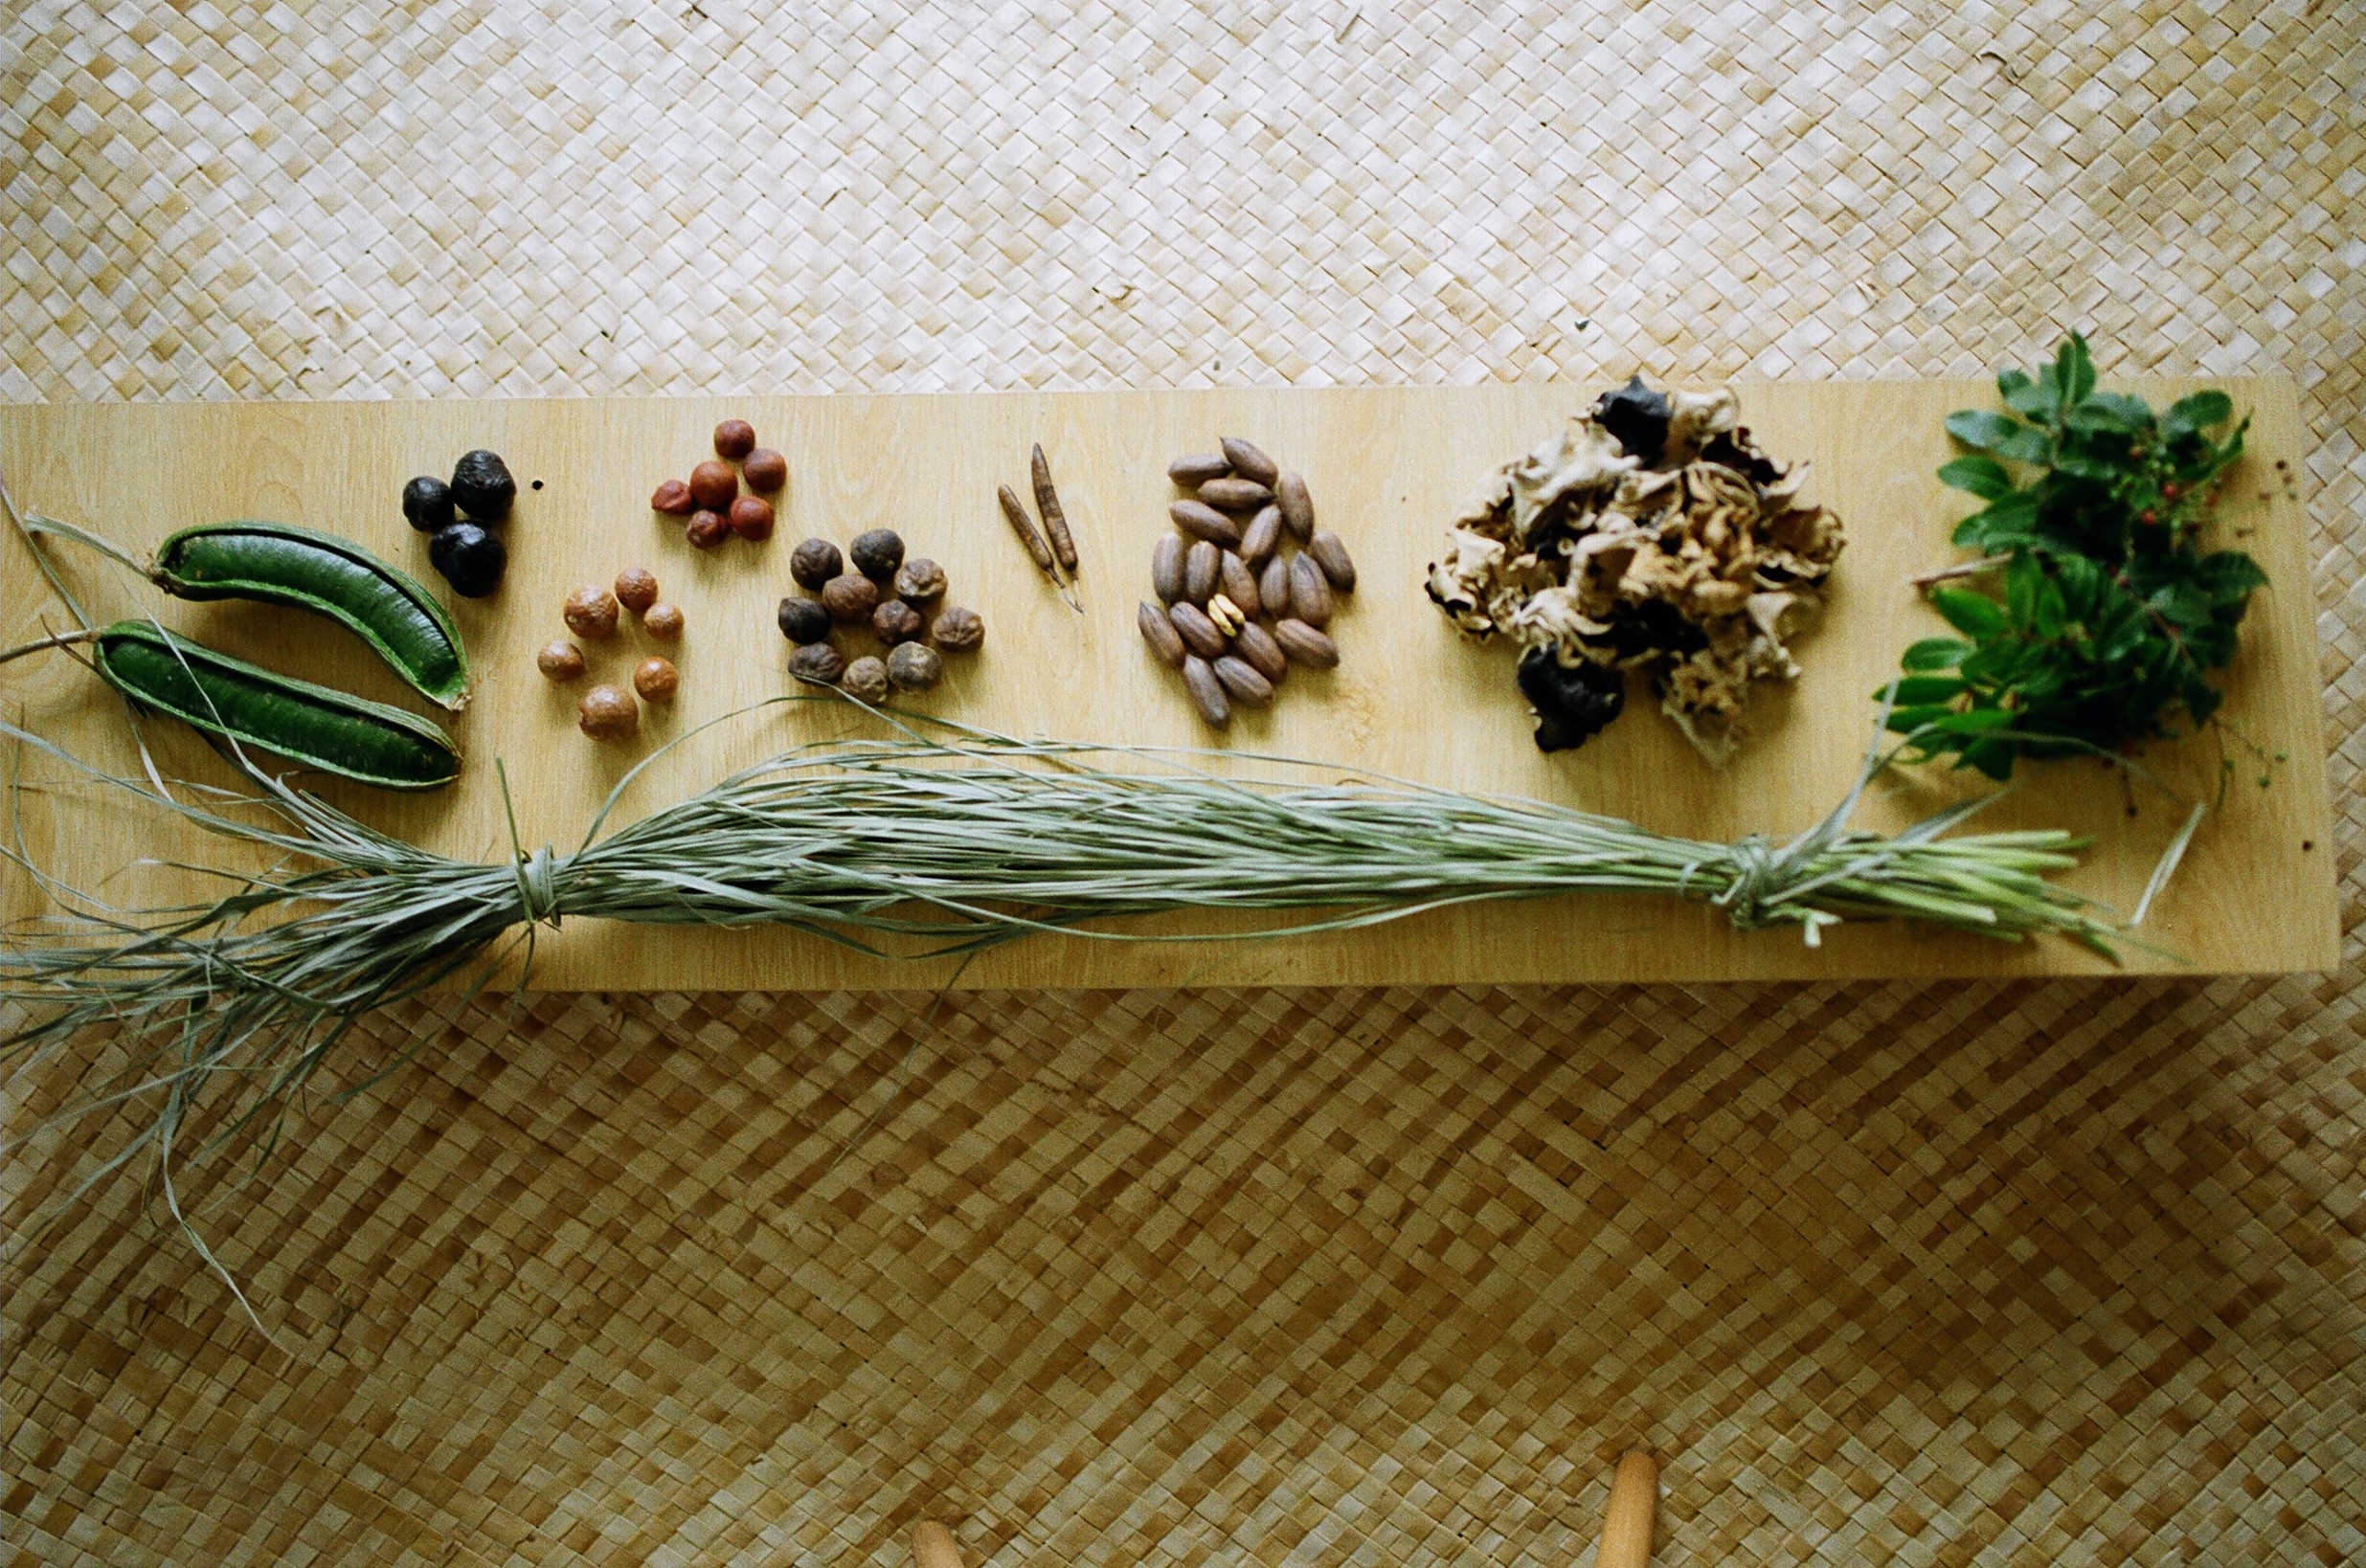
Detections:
554,575,685,742
614,567,660,614
563,584,620,639
537,639,586,682
652,420,779,552
771,530,981,701
577,683,638,739
632,657,678,703
1147,437,1349,727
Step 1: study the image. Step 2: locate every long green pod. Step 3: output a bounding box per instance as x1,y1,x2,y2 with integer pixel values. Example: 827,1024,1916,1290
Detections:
149,521,471,708
93,621,461,791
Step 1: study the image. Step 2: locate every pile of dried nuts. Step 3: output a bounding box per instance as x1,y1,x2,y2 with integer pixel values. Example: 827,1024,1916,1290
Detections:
777,526,983,701
537,566,687,739
650,418,787,549
1138,437,1351,726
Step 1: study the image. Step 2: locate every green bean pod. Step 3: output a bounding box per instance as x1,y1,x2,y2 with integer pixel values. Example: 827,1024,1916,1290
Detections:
93,622,462,791
150,521,471,709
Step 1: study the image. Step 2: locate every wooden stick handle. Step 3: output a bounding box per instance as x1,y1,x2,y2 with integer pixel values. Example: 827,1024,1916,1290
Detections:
911,1520,963,1568
1595,1451,1657,1568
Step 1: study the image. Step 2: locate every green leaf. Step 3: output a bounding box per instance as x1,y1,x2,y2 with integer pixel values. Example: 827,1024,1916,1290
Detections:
1927,707,2018,734
2065,391,2152,436
2005,556,2039,627
1952,488,2040,550
2160,390,2232,440
1997,369,2056,422
1929,587,2009,639
1890,675,1966,705
1900,637,1971,671
1959,736,2018,780
1937,456,2016,499
2052,332,2096,410
1947,410,2052,464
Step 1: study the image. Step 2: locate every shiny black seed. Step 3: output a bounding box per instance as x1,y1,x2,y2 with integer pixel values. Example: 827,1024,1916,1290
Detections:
427,522,507,597
401,475,455,533
776,595,832,645
450,449,516,521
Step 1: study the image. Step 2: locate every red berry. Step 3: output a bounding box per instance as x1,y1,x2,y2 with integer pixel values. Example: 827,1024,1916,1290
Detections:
2161,482,2181,501
2139,509,2158,526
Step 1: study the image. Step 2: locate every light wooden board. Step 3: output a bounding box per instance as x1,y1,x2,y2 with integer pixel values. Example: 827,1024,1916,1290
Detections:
0,382,2336,988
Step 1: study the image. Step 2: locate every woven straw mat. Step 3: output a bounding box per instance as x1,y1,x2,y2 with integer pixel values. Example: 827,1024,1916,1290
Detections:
5,3,2363,1564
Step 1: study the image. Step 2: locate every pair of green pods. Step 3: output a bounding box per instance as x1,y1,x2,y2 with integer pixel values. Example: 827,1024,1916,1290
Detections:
90,521,470,791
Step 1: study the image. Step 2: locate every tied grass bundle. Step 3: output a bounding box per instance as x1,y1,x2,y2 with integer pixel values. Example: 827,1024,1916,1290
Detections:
2,701,2154,1297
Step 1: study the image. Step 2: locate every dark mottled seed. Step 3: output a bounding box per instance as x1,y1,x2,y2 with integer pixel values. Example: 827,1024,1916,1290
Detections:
1239,504,1282,566
1180,656,1230,726
1232,620,1287,683
1307,529,1357,591
777,595,832,645
686,509,730,549
788,641,845,683
1138,601,1186,668
1211,656,1273,706
1169,501,1242,548
1150,534,1187,604
872,598,924,645
1167,453,1231,485
893,558,946,603
1219,437,1279,487
1167,601,1227,659
931,605,984,654
1288,554,1333,626
1217,550,1261,619
887,640,942,691
791,537,843,590
1183,540,1220,606
822,572,880,623
849,527,906,581
842,655,890,703
403,475,456,533
1198,476,1273,511
1275,471,1315,540
1273,618,1339,669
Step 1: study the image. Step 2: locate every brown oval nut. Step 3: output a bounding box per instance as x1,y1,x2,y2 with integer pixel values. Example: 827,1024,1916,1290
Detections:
887,640,942,691
1220,437,1280,487
1217,550,1261,619
650,478,696,516
563,583,620,639
821,572,880,624
1150,533,1187,604
872,598,924,645
931,605,984,655
1307,529,1357,592
614,567,659,614
1212,655,1273,706
1288,554,1334,626
1198,476,1273,511
1206,594,1245,638
790,537,842,590
741,447,788,492
1183,540,1220,605
1167,600,1227,659
577,683,638,739
1274,470,1315,540
1167,453,1231,485
893,557,946,603
1232,620,1287,683
727,494,775,542
848,527,905,581
1138,600,1186,668
1169,500,1242,548
1239,504,1283,567
1273,617,1340,669
1180,656,1230,727
842,655,890,703
712,419,757,460
536,639,586,682
642,601,685,640
1258,552,1292,614
632,657,678,702
688,459,738,510
788,640,845,684
686,508,731,549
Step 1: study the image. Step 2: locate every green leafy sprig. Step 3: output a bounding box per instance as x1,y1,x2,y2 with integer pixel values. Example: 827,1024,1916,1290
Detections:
1882,332,2264,780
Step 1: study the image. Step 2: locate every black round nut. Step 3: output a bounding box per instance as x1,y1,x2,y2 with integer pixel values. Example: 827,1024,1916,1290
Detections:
777,595,833,645
790,537,843,591
427,522,507,597
450,449,516,521
849,527,906,581
402,475,455,533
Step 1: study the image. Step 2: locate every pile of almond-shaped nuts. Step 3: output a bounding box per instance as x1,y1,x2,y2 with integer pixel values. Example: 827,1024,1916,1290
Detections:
1138,437,1352,727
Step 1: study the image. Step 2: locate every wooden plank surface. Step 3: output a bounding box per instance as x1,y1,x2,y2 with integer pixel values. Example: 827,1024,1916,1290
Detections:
0,381,2337,988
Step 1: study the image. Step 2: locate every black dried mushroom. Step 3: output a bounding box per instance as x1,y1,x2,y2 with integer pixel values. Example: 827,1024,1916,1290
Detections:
1515,649,1624,752
1591,374,1672,465
450,449,517,521
427,522,507,597
401,475,455,533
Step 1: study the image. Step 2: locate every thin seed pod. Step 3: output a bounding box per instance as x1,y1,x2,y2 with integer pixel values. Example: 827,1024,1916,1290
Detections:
998,483,1054,571
1030,444,1077,574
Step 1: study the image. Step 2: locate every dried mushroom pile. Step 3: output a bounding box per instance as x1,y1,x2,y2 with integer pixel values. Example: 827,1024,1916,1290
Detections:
1427,376,1844,762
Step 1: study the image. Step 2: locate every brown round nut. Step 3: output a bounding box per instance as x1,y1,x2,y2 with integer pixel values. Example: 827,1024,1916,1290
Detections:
1180,655,1230,727
1275,471,1315,540
642,601,685,639
871,598,925,645
1167,601,1226,659
790,537,842,590
788,640,845,684
632,657,678,702
741,447,788,492
1169,500,1242,548
1138,600,1186,668
712,419,757,460
563,584,620,639
1217,550,1261,619
686,508,730,549
688,459,738,510
893,557,946,603
1273,618,1339,669
1150,533,1187,605
1258,552,1292,614
930,605,984,655
1212,655,1273,706
887,640,942,691
650,479,696,516
1232,620,1287,684
842,655,890,703
821,572,880,624
1220,437,1280,487
1307,529,1357,592
614,567,659,615
1167,453,1231,485
1288,553,1334,626
1198,476,1273,511
577,683,638,739
536,639,586,682
849,527,906,581
727,494,775,542
1183,540,1220,606
1239,504,1283,567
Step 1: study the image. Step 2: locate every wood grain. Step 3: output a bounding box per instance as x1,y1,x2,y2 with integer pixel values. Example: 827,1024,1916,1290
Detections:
0,381,2335,989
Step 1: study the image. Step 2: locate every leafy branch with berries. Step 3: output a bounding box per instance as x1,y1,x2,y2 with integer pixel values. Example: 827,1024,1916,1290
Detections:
1881,332,2265,780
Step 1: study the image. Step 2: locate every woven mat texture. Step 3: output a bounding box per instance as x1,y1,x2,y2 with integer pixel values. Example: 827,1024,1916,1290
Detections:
5,2,2364,1564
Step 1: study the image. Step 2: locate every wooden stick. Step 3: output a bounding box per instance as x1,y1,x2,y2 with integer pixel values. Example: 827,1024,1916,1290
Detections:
1909,553,2010,589
1595,1451,1657,1568
911,1520,963,1568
